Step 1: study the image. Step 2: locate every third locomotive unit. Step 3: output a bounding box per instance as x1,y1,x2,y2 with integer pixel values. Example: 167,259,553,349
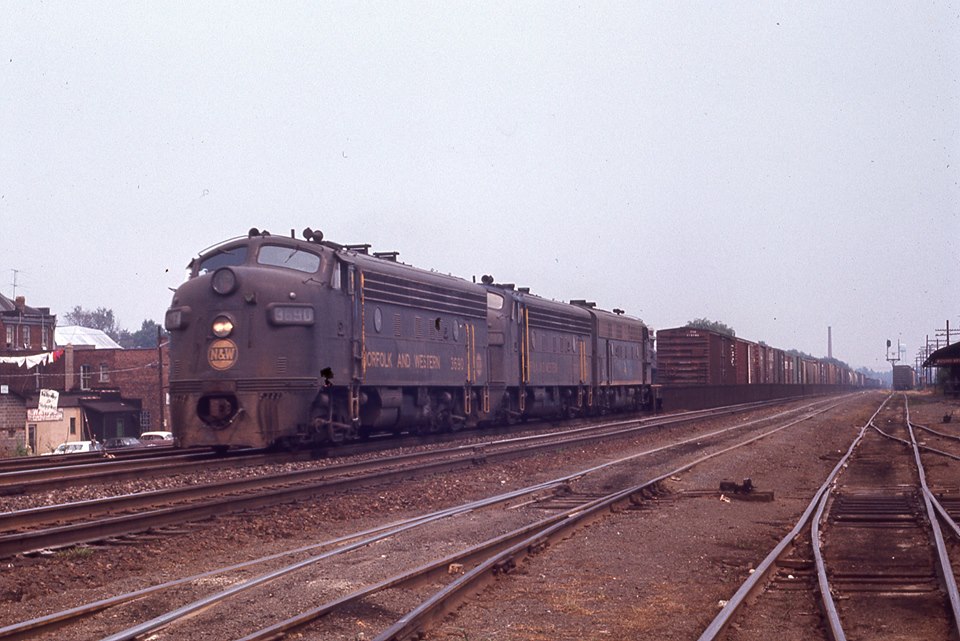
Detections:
165,228,655,449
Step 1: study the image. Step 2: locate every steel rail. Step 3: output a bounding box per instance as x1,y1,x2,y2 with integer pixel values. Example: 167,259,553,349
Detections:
913,422,960,442
0,445,188,473
696,394,891,641
372,400,850,641
0,396,840,495
811,468,847,641
905,398,960,636
1,398,836,556
28,396,849,640
0,444,483,533
91,401,806,641
699,394,960,641
0,448,273,494
97,484,573,641
231,403,845,641
0,477,569,641
871,424,960,461
870,422,960,537
0,407,703,497
810,396,959,641
0,452,511,558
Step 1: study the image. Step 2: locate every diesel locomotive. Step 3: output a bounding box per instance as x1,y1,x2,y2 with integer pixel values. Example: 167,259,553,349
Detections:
165,228,655,449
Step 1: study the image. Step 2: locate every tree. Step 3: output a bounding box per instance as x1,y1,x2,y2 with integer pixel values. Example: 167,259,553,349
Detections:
63,306,122,342
118,319,167,349
685,318,736,337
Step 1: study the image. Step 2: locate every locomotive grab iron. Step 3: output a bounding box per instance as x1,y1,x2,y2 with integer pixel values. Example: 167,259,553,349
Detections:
165,228,655,449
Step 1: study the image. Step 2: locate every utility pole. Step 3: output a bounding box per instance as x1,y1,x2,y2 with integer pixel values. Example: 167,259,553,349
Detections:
157,325,166,431
935,319,952,346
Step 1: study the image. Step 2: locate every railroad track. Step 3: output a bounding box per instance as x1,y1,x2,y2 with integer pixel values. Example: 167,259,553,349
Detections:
0,395,855,640
698,393,960,641
0,444,187,475
0,447,280,495
0,398,827,559
0,399,790,495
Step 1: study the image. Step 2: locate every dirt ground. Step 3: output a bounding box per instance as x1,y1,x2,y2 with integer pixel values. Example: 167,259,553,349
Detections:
430,391,960,641
3,391,953,640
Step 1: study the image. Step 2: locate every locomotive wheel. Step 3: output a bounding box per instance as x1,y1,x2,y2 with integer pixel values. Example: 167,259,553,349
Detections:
325,424,345,444
326,414,357,444
435,410,452,433
412,422,436,436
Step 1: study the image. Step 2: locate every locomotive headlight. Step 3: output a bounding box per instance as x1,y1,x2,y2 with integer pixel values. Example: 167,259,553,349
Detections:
212,315,234,338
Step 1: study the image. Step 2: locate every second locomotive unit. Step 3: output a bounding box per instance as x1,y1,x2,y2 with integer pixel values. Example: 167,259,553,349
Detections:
165,228,654,449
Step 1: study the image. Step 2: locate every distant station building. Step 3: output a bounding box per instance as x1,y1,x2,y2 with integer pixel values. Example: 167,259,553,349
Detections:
923,342,960,398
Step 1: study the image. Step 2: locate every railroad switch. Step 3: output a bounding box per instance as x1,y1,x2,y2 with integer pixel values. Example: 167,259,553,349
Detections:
719,478,754,494
718,478,774,502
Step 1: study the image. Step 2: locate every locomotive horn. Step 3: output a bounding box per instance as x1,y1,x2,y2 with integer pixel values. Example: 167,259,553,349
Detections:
302,228,324,242
248,228,260,238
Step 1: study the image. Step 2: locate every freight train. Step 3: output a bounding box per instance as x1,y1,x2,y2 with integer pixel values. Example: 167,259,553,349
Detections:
165,229,655,449
892,364,916,391
656,327,873,388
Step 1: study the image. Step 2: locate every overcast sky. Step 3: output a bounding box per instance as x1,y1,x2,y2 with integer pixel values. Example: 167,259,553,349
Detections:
2,3,957,372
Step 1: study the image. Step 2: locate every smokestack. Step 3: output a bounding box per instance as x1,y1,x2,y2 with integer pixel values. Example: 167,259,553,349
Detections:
828,326,833,359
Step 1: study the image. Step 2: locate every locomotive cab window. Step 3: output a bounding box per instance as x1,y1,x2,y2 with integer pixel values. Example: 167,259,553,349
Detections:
197,247,249,275
257,245,321,273
486,292,504,311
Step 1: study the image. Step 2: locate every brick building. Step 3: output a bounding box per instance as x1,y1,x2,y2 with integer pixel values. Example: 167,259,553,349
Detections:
1,293,55,352
0,295,170,454
12,345,171,454
0,293,55,453
0,393,27,454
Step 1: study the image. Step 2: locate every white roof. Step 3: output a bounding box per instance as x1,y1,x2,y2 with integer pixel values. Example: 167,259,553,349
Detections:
55,326,123,349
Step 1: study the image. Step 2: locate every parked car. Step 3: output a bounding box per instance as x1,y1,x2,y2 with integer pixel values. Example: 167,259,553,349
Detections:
42,440,104,455
139,431,177,447
102,436,145,450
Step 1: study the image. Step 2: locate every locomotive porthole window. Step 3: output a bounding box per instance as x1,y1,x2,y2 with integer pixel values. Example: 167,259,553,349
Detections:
374,307,383,333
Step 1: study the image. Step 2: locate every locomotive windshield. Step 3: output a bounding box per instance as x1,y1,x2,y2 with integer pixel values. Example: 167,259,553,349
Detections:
257,245,321,273
197,246,249,275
